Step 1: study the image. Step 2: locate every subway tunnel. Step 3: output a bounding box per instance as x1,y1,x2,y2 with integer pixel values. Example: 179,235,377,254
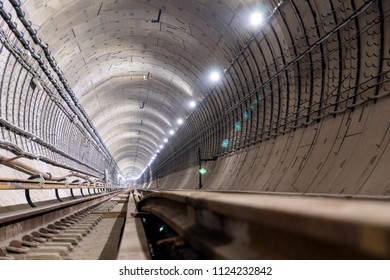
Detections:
0,0,389,260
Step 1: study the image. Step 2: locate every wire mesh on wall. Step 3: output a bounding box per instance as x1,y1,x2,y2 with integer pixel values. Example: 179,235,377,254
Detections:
0,2,119,180
142,0,389,183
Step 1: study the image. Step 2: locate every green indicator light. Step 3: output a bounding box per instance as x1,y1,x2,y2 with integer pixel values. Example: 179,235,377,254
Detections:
159,225,165,232
198,168,207,175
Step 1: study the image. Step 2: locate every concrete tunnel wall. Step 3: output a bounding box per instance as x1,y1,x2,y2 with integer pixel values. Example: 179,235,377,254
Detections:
146,97,390,195
142,0,390,195
0,0,389,207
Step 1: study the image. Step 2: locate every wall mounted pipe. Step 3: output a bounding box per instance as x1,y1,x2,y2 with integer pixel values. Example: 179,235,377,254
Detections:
0,156,101,183
0,178,108,191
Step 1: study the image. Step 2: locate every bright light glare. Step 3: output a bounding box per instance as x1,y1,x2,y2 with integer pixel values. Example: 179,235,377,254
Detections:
169,129,175,135
163,138,168,143
221,139,229,149
177,118,184,125
235,121,241,132
210,71,221,82
250,11,264,27
159,145,164,149
189,101,197,108
157,149,160,153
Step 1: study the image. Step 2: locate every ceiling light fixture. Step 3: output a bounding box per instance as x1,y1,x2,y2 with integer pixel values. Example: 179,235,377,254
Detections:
189,101,197,108
250,11,265,27
210,71,221,82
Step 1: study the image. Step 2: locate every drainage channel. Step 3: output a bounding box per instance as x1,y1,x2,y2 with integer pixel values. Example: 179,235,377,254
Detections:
0,193,129,260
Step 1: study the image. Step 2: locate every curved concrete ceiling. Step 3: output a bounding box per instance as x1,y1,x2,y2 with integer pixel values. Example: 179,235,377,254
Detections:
20,0,261,178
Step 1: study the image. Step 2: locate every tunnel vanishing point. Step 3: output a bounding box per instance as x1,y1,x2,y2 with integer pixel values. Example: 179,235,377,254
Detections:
0,0,389,259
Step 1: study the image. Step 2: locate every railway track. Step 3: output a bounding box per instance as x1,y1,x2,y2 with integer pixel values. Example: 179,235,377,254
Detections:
2,186,390,260
0,180,129,260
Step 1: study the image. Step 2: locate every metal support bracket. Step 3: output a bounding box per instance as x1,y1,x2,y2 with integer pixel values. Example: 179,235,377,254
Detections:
70,188,76,199
25,189,36,207
55,189,62,202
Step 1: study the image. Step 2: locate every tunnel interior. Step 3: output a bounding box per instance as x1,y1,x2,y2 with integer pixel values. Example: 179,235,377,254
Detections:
0,0,388,211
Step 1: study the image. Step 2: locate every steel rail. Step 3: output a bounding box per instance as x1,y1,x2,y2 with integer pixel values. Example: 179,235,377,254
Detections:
138,190,390,259
0,190,120,225
0,189,123,247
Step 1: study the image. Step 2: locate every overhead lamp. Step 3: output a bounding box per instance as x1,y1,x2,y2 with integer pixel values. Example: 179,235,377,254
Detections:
177,118,184,125
163,138,168,143
169,129,175,135
250,11,265,27
210,71,221,82
189,101,197,108
159,145,164,149
157,149,160,153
